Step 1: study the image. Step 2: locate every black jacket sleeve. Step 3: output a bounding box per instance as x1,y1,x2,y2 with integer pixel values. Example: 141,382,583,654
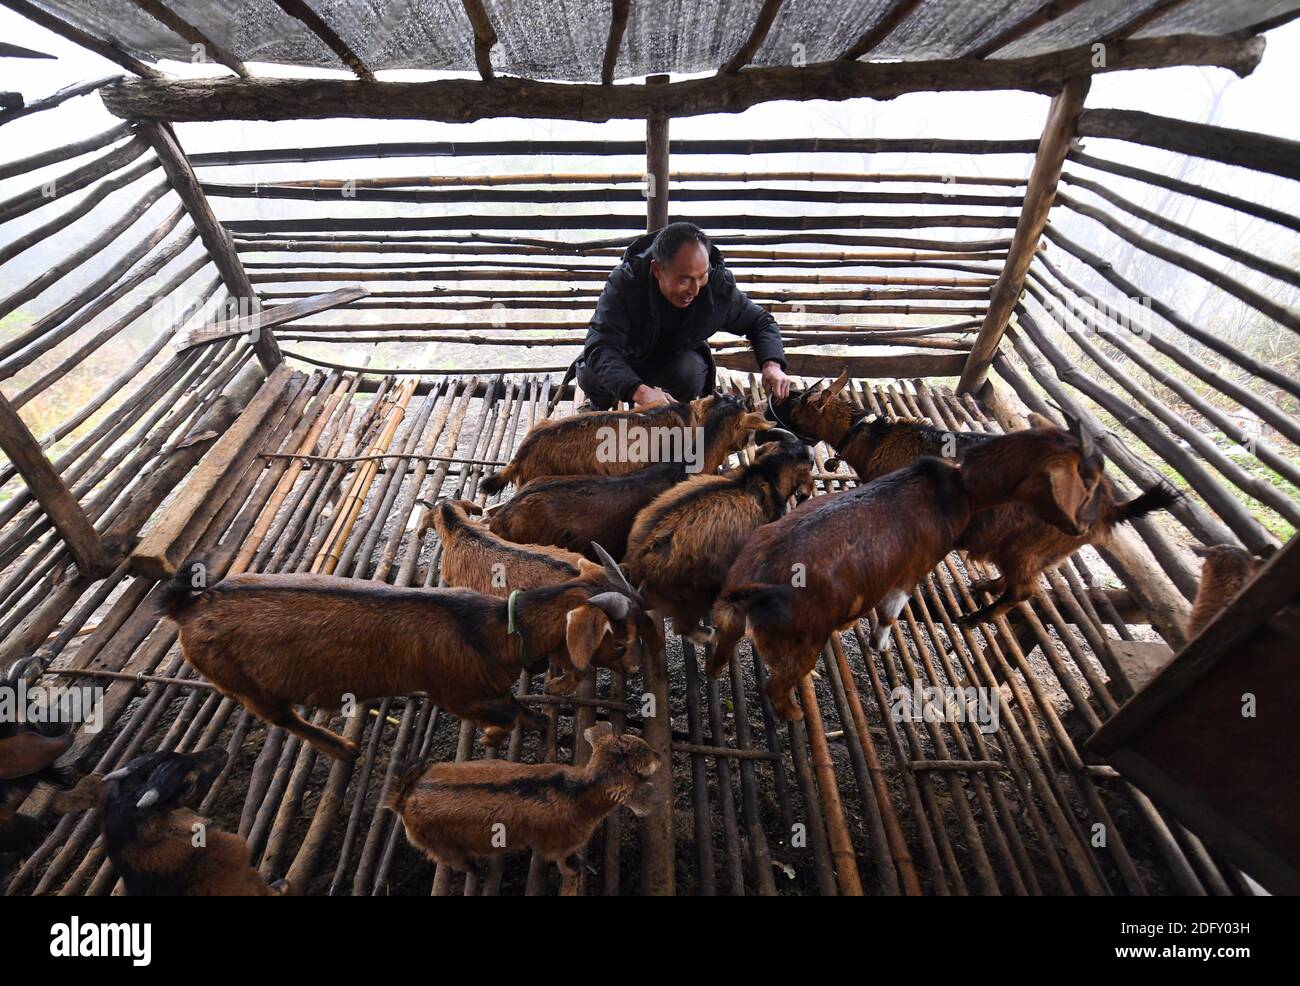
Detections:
583,266,645,402
718,269,785,370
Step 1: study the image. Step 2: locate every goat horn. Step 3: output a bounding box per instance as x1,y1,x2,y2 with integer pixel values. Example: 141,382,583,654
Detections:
586,591,631,621
760,428,800,445
3,654,41,684
102,767,132,782
136,788,161,810
590,542,641,602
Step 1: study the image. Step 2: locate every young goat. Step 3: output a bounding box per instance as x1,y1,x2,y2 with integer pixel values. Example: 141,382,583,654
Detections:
481,394,717,494
710,426,1103,720
1186,543,1275,637
161,553,645,760
53,748,287,896
384,721,658,894
623,437,814,642
770,371,1177,624
425,499,663,693
488,394,772,560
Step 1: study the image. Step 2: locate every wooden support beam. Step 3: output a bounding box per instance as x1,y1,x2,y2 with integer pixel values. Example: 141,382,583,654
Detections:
645,74,669,232
966,0,1089,58
721,0,785,73
958,74,1089,394
0,40,54,59
130,364,296,580
841,0,924,60
141,121,282,373
176,286,368,349
601,0,630,85
99,35,1262,123
460,0,497,80
1100,0,1194,43
0,0,164,79
714,350,966,378
0,391,112,577
130,0,249,78
271,0,375,81
0,74,121,126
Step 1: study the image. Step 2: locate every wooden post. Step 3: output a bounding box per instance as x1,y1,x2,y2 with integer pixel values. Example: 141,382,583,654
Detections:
958,75,1089,394
0,390,112,577
645,74,670,232
141,121,283,373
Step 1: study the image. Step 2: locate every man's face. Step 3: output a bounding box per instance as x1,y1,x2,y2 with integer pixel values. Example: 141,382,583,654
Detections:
651,241,710,308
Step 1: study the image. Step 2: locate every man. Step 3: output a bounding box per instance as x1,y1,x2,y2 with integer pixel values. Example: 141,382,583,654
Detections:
574,222,790,409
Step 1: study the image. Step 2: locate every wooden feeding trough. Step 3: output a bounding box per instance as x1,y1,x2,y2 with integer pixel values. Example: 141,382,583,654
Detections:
0,0,1297,896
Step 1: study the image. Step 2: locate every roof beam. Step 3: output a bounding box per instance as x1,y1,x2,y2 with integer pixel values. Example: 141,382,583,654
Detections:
271,0,375,81
0,40,55,59
721,0,785,73
99,34,1262,123
460,0,498,80
965,0,1089,59
601,0,631,84
140,122,283,373
1100,0,1195,43
840,0,924,60
958,75,1091,395
130,0,249,78
0,0,163,79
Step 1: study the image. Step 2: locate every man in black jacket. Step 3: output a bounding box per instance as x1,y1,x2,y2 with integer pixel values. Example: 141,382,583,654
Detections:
574,222,790,408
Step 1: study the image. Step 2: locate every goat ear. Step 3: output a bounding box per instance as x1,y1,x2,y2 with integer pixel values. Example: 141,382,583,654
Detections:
51,773,107,814
1046,461,1088,530
582,721,614,747
565,604,610,672
825,369,850,398
741,411,772,432
1026,411,1056,430
1191,544,1214,558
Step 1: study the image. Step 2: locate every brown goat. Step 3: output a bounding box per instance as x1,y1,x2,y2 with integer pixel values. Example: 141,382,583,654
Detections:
425,499,663,693
384,721,658,894
488,395,773,560
52,748,287,896
1187,543,1275,637
481,394,718,494
623,437,814,642
160,558,645,760
711,426,1103,720
770,371,1178,624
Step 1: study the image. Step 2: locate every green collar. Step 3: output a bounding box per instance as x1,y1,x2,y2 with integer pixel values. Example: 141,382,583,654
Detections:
507,590,547,673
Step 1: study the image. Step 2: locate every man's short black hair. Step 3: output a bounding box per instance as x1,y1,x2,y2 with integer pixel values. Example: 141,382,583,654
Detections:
651,222,711,266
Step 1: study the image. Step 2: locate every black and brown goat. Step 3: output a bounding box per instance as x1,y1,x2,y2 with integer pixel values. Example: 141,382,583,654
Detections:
488,394,773,560
424,499,664,693
52,748,287,896
1186,543,1275,637
711,426,1105,720
384,721,658,894
481,394,719,494
623,437,814,642
770,370,1177,624
160,555,646,760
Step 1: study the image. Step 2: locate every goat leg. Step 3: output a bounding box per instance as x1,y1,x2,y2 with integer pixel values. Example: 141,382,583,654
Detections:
557,850,583,896
869,588,909,652
262,704,358,762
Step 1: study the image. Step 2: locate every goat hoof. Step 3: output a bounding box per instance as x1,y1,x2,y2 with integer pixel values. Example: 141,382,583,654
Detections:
545,676,578,696
269,878,291,895
686,624,717,646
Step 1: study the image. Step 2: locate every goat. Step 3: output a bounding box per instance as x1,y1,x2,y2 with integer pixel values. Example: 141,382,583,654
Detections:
384,721,658,894
481,394,718,494
160,551,646,761
770,370,1178,625
424,499,664,694
622,437,813,642
1187,543,1275,637
52,748,287,896
488,394,773,560
0,717,71,859
710,425,1104,720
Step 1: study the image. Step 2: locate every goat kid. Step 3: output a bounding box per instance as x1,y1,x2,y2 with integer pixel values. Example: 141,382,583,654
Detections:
161,553,644,760
488,394,773,560
481,394,720,494
1187,543,1275,637
424,499,664,694
623,437,813,642
770,370,1177,624
53,748,287,896
711,426,1103,720
384,721,658,894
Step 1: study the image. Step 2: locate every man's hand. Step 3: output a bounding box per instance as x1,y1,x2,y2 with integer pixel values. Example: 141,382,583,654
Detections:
632,384,672,408
762,360,791,400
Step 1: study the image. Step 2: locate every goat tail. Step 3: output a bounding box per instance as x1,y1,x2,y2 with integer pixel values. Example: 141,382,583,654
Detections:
382,758,430,814
480,468,512,496
1119,480,1180,523
157,564,212,621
